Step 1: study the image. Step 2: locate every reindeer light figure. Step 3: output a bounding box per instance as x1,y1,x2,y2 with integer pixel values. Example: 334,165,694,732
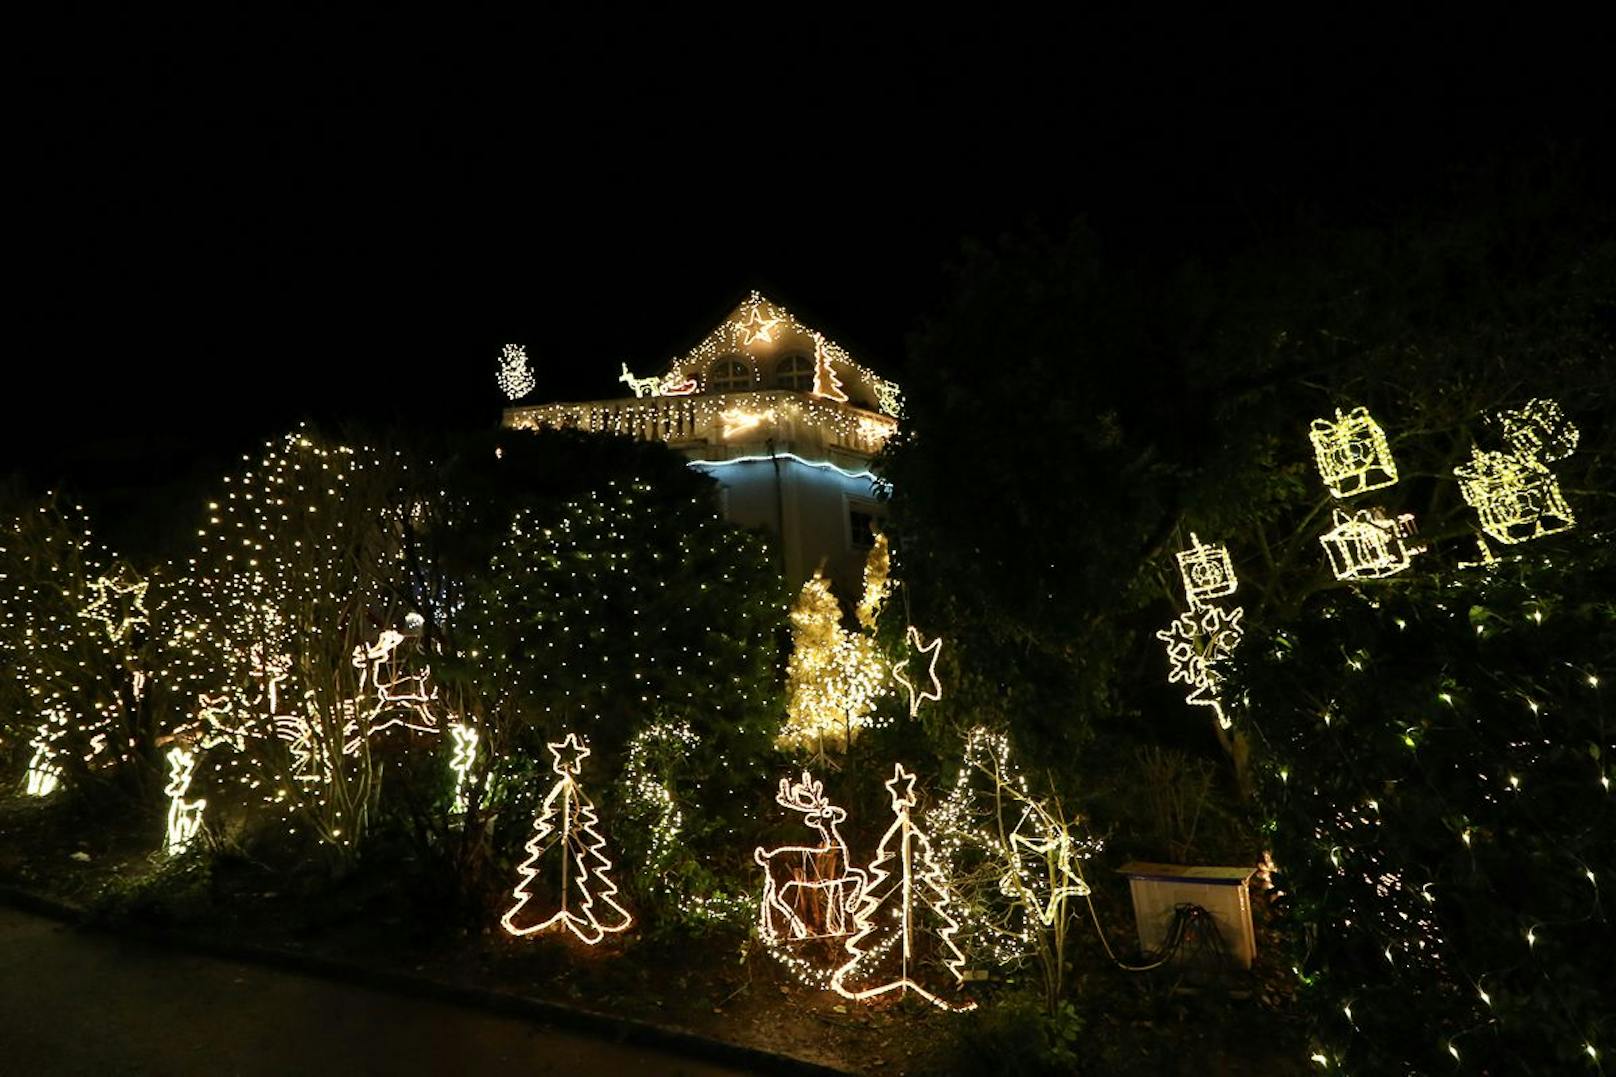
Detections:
618,362,666,398
755,771,866,940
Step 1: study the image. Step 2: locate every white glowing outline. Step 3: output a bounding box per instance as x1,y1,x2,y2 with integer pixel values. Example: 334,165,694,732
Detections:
1003,803,1092,926
1175,532,1237,610
740,303,782,346
1156,606,1244,730
500,732,632,945
496,343,536,401
164,746,207,854
811,336,848,402
618,362,665,398
754,771,867,943
687,453,881,482
1309,406,1398,498
448,722,478,814
24,738,61,797
1318,507,1426,580
780,569,890,749
831,764,976,1012
1498,397,1578,463
718,408,766,439
80,571,150,644
1454,447,1576,545
892,626,943,718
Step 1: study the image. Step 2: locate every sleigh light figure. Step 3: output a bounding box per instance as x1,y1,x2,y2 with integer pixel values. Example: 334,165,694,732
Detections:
1310,407,1398,499
1318,507,1426,581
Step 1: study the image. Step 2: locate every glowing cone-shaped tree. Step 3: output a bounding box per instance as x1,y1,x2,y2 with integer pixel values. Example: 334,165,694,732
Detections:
832,764,976,1011
500,732,632,944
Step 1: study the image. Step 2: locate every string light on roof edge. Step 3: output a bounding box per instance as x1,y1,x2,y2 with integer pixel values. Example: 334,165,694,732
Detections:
496,343,536,401
1309,407,1399,498
831,764,977,1012
1318,507,1426,580
500,732,633,945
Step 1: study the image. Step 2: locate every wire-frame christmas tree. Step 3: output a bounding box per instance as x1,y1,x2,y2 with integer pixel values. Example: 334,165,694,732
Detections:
832,764,977,1012
500,732,632,945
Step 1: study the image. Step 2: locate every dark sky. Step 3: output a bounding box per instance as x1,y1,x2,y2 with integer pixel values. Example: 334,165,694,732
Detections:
11,15,1611,495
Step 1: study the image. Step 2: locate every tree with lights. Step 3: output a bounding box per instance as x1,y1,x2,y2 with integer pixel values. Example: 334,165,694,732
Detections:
501,732,632,944
780,566,889,753
832,764,976,1012
1234,534,1614,1071
164,428,434,865
0,490,163,799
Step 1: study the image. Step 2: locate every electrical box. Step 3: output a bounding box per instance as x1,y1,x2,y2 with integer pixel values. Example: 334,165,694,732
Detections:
1117,861,1257,969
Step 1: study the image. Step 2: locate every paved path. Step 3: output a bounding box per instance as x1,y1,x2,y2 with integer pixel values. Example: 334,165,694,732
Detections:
0,904,752,1076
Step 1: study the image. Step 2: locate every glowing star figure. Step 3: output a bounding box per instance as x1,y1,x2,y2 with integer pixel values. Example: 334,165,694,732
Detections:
893,626,944,719
163,746,207,854
1156,606,1244,730
1498,397,1578,463
80,570,150,644
1310,406,1399,498
448,722,478,814
755,772,867,942
1003,804,1092,927
495,343,536,401
739,302,782,346
1318,507,1426,580
1175,533,1238,609
831,764,977,1012
501,733,632,945
718,409,766,439
811,337,848,402
1453,447,1576,545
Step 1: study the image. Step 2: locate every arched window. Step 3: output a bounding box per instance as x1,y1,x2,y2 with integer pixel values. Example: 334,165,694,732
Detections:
775,353,815,391
707,357,752,393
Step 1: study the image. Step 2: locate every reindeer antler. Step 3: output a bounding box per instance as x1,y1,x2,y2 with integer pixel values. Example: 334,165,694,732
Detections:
776,770,828,813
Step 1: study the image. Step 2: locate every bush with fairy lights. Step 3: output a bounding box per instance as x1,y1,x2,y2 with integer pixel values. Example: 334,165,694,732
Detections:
1234,534,1614,1071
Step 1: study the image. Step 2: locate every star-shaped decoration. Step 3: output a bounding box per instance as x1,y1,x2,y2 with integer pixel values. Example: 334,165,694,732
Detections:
892,626,944,718
548,732,591,778
81,572,150,643
739,303,781,346
885,763,918,812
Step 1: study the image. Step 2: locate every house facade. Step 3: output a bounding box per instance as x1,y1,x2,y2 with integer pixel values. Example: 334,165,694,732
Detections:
503,293,901,596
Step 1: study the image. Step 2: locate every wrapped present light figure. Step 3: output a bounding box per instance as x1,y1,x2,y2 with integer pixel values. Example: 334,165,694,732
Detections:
1318,507,1426,580
1453,448,1575,546
1309,407,1398,498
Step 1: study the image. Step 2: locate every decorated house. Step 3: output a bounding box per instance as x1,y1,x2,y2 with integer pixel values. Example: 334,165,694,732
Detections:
504,293,902,596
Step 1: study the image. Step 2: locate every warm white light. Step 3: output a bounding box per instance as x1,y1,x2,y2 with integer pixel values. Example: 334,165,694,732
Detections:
1309,407,1398,498
496,343,536,401
1318,508,1424,580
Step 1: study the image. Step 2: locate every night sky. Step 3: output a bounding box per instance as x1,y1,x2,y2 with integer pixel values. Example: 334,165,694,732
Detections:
11,16,1611,499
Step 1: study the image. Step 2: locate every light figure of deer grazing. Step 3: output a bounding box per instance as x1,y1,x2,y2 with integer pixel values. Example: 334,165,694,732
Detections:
755,771,866,941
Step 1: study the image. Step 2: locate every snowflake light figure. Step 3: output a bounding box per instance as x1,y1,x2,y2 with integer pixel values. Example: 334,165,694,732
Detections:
1310,407,1398,498
1175,532,1238,609
1156,606,1244,729
496,343,536,401
1318,507,1426,580
1497,397,1579,463
1453,448,1575,545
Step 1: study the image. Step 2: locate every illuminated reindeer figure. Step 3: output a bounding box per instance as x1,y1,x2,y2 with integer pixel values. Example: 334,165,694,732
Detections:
754,771,866,940
618,362,666,398
341,628,439,753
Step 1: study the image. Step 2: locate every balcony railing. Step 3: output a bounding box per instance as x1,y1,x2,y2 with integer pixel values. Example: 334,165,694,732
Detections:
504,390,897,461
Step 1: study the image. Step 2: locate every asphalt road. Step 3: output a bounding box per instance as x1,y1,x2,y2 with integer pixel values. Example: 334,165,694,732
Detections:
0,904,753,1076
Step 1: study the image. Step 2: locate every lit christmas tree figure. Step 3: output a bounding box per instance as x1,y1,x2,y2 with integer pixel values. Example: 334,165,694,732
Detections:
832,764,976,1012
501,732,632,945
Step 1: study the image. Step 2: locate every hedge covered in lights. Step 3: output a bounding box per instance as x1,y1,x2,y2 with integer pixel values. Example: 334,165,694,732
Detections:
1236,536,1614,1071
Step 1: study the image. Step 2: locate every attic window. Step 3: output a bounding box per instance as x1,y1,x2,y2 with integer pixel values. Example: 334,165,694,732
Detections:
708,357,752,393
775,353,815,391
